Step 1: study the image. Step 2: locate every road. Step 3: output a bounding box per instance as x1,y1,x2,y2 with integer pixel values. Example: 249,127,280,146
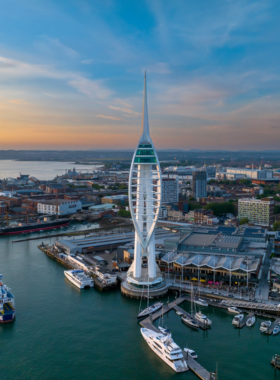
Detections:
255,241,272,301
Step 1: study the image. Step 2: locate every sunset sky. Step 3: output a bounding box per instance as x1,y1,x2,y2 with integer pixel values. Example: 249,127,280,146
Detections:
0,0,280,150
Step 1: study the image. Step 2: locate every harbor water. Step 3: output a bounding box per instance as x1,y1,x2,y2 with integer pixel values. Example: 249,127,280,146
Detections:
1,233,280,380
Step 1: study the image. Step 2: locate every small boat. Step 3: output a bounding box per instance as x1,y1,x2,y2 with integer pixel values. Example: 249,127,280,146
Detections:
184,348,198,359
176,311,183,316
158,326,171,335
260,321,272,332
232,314,244,326
137,302,163,319
194,298,208,307
273,325,280,336
246,316,256,327
182,315,199,329
195,311,212,326
228,307,242,314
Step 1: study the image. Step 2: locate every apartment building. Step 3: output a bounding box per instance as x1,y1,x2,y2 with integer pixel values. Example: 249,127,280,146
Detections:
238,197,274,227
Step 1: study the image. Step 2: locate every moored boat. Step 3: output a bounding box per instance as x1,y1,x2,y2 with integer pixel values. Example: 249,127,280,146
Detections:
137,302,163,319
182,315,199,329
273,324,280,336
184,348,198,359
0,274,15,323
194,298,208,307
260,321,272,332
246,315,256,327
228,306,242,314
64,270,94,289
141,328,189,372
232,314,244,326
195,311,212,326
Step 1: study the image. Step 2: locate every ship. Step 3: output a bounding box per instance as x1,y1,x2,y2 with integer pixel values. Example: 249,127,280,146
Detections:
0,274,15,323
0,218,70,236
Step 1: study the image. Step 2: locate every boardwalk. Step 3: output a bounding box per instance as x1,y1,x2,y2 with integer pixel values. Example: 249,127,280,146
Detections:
140,296,214,380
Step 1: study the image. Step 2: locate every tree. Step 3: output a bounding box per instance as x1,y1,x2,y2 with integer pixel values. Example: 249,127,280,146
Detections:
274,205,280,214
239,217,249,225
118,209,131,218
189,196,196,201
273,221,280,231
204,202,235,216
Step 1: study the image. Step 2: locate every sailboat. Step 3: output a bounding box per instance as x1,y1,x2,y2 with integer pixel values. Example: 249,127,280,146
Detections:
182,284,199,329
137,275,163,320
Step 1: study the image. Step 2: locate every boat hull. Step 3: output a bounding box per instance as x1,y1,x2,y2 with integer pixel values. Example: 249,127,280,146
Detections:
0,311,15,323
182,317,199,329
0,221,69,235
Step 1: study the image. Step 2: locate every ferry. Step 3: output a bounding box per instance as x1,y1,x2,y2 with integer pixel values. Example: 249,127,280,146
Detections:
141,328,189,372
0,274,15,323
64,270,94,289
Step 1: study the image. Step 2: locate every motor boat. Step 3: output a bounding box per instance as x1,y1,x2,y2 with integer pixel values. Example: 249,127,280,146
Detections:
273,324,280,336
182,315,199,329
141,328,189,372
158,326,171,335
194,298,208,307
228,307,242,314
246,315,256,327
184,348,198,359
195,311,212,326
260,321,272,332
232,314,244,326
176,311,183,316
137,302,163,319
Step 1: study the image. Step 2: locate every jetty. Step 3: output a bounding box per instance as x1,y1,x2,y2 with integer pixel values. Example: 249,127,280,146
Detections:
140,295,215,380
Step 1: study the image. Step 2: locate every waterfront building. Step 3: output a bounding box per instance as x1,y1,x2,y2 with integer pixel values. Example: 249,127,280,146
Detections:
124,73,164,292
161,178,179,203
37,199,82,215
192,171,207,200
238,197,274,227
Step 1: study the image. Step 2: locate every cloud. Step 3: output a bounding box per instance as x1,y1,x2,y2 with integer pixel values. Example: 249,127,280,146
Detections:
81,59,93,65
109,105,140,116
0,56,112,100
95,114,121,120
144,62,171,74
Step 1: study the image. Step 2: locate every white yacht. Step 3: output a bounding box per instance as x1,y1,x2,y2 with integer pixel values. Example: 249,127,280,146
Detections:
260,321,272,332
273,324,280,336
195,311,212,326
194,298,208,307
232,314,244,326
246,315,256,327
158,326,171,335
137,302,163,319
228,307,242,314
184,348,198,359
141,328,189,373
64,270,94,289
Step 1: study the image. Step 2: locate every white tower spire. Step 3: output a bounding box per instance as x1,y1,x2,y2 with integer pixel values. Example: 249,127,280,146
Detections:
141,71,150,142
127,73,162,284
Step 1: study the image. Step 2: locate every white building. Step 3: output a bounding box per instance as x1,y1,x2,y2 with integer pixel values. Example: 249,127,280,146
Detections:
37,200,82,215
217,167,274,180
238,197,274,227
161,178,179,203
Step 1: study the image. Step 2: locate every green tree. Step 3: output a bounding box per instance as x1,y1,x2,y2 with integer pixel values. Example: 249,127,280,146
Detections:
239,217,249,225
204,202,235,216
118,209,131,218
273,221,280,231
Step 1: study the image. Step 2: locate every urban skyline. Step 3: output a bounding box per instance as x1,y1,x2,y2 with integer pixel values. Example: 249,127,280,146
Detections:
1,1,280,150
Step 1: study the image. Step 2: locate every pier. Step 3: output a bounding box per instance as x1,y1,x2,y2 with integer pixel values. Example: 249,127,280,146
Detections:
140,296,215,380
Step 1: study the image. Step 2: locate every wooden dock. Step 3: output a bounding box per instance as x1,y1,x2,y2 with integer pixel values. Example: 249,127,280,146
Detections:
236,312,254,328
140,296,214,380
267,318,280,335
